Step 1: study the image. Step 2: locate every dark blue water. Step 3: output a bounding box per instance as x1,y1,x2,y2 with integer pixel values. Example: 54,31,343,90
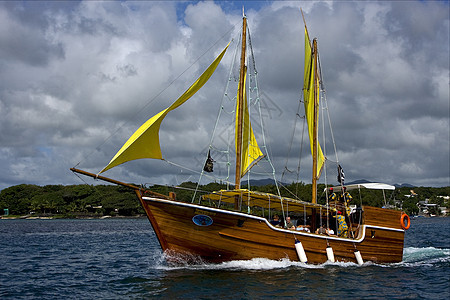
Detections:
1,217,448,299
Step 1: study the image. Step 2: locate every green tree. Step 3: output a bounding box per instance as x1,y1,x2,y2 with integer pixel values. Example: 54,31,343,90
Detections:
0,184,42,215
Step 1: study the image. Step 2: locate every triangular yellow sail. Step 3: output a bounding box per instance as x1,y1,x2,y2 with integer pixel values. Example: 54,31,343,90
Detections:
235,67,264,177
303,28,325,178
100,44,229,174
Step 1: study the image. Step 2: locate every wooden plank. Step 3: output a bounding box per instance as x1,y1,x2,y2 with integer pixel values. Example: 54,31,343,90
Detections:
140,198,405,264
363,206,403,229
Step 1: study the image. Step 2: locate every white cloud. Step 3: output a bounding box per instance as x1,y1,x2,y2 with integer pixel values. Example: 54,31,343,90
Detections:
0,1,448,190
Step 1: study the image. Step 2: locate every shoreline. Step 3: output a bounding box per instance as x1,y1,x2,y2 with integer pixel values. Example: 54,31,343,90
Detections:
0,214,147,220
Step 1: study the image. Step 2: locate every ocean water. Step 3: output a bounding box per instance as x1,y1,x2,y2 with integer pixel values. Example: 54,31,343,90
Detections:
0,217,448,299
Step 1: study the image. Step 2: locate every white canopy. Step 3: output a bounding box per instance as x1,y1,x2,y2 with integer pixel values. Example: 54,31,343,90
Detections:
325,183,395,193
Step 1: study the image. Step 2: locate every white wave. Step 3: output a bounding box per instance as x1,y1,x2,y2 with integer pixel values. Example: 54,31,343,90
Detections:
398,246,450,267
154,252,373,271
153,247,450,271
204,258,305,270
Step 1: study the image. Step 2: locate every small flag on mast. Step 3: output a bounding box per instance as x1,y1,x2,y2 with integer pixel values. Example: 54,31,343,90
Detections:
203,150,214,173
337,164,345,184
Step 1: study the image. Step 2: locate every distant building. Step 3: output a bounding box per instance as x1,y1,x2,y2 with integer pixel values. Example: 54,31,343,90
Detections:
437,196,449,216
439,207,448,216
417,199,438,216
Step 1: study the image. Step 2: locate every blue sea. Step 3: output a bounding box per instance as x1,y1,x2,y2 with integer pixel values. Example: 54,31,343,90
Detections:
1,217,448,299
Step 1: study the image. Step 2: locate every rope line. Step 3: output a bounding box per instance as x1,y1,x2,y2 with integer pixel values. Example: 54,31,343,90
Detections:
73,21,239,170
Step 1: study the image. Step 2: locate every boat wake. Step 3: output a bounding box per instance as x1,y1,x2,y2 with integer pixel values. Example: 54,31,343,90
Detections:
154,246,450,271
398,246,450,267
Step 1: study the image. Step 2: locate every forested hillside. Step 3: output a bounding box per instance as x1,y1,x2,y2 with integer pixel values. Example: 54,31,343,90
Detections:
0,183,448,217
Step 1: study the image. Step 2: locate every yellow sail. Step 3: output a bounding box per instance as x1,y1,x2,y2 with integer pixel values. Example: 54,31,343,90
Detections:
100,44,229,174
303,28,325,178
235,68,264,177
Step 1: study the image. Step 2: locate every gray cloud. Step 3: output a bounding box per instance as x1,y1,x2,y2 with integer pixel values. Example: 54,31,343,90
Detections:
0,1,448,190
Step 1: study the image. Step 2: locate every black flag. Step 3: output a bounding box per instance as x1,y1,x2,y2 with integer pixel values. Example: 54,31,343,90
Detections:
337,164,345,184
203,150,214,173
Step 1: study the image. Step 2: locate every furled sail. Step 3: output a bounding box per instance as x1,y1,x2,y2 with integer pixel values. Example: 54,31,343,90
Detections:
303,28,325,178
99,44,229,174
235,67,264,177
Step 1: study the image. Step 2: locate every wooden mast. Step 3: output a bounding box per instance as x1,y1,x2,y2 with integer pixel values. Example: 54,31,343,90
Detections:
301,9,319,204
234,12,246,209
235,14,247,190
311,38,319,204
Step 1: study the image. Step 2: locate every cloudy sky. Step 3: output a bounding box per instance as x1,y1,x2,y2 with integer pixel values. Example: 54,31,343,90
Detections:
0,0,448,191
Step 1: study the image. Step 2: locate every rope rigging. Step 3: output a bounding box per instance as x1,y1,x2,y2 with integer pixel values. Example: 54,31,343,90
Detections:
197,23,276,183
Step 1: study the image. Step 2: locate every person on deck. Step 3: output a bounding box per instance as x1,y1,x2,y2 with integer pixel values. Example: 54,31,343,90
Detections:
285,216,295,229
328,187,337,202
296,224,311,232
336,210,348,238
339,187,353,217
315,225,327,234
270,215,281,227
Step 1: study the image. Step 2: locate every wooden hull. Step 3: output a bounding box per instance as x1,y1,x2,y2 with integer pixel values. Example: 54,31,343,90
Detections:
138,195,405,264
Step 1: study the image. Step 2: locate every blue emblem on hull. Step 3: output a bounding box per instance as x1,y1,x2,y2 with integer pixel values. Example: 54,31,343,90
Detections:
192,215,213,226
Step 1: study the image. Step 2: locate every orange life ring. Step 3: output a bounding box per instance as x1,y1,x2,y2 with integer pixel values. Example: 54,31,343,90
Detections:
400,213,410,230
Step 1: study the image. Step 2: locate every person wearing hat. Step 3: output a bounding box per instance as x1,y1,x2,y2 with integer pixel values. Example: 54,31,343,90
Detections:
336,210,348,238
328,187,337,202
339,187,353,216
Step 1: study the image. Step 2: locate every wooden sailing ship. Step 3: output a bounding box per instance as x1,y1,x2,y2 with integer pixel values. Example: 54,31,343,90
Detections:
72,11,409,264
